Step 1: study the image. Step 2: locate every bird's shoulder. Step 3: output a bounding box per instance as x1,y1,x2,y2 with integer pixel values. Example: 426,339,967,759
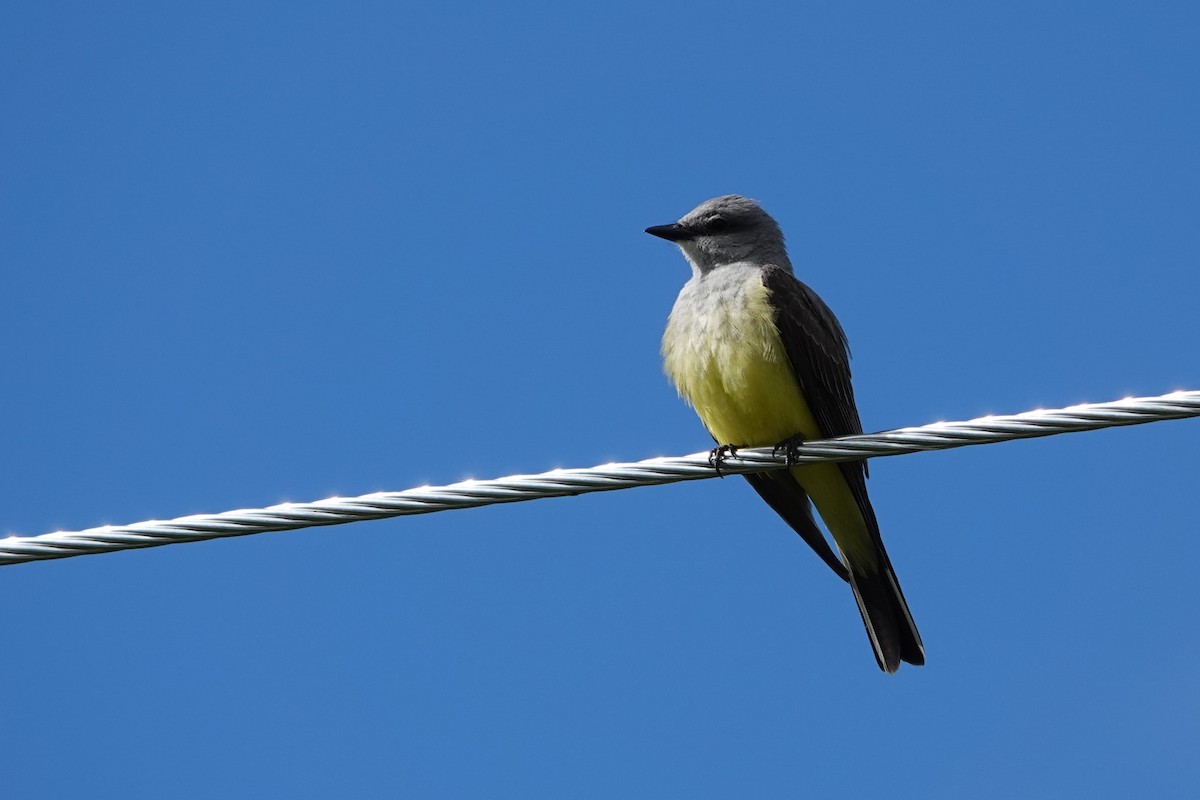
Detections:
759,264,851,358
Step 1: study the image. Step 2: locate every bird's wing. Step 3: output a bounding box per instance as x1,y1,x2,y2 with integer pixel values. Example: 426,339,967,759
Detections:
762,266,863,437
743,471,850,582
763,266,924,670
761,264,872,504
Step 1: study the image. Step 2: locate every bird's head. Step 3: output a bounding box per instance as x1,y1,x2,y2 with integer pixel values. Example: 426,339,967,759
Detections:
645,195,790,274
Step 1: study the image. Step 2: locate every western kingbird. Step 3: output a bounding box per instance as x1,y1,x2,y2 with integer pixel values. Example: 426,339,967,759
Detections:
647,195,924,673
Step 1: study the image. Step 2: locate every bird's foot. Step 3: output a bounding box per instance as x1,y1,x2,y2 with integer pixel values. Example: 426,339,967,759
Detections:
708,444,741,477
772,434,807,467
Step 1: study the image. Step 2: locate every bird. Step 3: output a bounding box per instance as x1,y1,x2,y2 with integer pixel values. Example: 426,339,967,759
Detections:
647,195,924,672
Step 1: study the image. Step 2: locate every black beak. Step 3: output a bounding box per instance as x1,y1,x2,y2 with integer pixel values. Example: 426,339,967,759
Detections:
644,223,693,242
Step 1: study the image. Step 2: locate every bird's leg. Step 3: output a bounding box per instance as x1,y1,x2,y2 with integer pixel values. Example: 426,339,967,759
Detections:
708,444,741,477
773,433,807,467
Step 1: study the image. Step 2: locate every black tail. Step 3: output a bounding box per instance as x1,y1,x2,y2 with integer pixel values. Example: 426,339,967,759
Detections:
848,546,924,673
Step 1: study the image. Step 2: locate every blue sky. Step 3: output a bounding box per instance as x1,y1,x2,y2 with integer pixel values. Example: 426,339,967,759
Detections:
3,2,1199,797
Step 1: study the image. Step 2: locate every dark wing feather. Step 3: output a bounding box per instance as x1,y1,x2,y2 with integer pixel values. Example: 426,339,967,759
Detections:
761,264,869,495
743,472,849,582
762,265,924,671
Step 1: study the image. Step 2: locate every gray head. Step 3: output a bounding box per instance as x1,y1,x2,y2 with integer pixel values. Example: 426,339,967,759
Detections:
645,195,791,275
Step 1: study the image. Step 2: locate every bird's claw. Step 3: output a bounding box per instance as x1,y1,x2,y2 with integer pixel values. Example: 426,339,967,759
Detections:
708,444,740,477
773,434,807,467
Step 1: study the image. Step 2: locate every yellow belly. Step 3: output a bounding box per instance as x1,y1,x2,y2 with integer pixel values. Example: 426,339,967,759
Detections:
662,268,876,567
663,269,821,447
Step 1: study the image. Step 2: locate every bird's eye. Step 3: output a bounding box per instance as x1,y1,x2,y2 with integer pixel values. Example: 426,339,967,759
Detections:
706,216,729,233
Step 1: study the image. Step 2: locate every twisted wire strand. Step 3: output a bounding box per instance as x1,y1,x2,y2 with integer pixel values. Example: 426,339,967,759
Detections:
3,390,1197,567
